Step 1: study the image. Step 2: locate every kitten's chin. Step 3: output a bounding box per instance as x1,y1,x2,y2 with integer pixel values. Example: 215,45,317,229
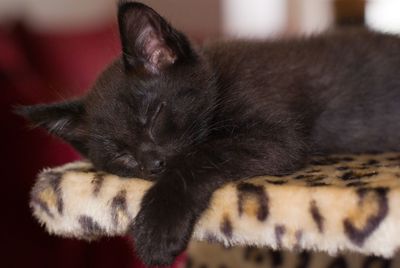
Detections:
133,171,161,181
112,169,161,181
94,162,163,181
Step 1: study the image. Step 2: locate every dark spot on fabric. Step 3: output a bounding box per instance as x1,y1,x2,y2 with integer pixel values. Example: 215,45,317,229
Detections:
56,196,64,215
30,197,54,218
45,171,64,214
204,232,219,244
387,156,400,161
237,183,269,221
275,225,286,248
296,251,310,268
362,256,391,268
336,166,350,171
243,246,254,260
295,174,327,183
270,250,283,267
310,200,324,233
46,171,62,189
199,264,207,268
305,169,321,173
111,190,127,226
244,246,256,260
340,171,377,181
220,215,233,239
364,159,380,166
307,181,329,187
91,173,105,196
346,181,369,187
254,253,264,263
294,174,315,180
344,188,389,247
363,172,379,178
341,171,357,180
244,246,266,262
265,179,288,185
78,215,105,235
294,230,303,251
328,256,348,268
309,175,327,182
355,166,369,170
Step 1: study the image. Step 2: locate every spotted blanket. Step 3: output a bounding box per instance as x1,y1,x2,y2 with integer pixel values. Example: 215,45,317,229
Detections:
31,153,400,260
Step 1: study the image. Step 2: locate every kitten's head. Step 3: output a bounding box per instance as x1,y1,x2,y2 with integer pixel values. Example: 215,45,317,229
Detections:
18,1,216,179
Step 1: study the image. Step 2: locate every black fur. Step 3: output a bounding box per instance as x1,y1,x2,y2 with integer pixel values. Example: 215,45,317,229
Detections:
17,1,400,265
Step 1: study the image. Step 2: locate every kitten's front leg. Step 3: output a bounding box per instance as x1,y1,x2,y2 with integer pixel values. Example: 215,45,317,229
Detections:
131,137,308,266
130,170,215,266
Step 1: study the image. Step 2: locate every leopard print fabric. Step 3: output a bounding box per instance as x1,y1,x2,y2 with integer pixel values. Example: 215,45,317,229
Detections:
31,153,400,258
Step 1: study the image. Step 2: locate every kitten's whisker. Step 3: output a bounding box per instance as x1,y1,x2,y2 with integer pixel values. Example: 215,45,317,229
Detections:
176,170,188,193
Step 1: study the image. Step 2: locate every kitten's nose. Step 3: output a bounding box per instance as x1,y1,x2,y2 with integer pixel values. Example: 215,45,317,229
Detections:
138,146,166,176
145,159,165,174
151,159,166,173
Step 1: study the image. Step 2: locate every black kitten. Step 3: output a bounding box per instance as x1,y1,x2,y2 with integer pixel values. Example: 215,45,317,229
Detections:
18,1,400,265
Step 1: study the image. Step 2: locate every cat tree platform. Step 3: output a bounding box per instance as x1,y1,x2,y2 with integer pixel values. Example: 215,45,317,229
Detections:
31,153,400,267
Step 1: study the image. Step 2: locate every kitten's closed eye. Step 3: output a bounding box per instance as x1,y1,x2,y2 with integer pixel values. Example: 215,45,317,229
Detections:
112,152,138,168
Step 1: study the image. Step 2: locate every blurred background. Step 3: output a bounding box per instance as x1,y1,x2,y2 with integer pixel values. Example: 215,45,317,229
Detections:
1,0,399,267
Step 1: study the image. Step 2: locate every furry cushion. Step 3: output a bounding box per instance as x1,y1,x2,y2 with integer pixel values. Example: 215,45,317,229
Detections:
31,153,400,258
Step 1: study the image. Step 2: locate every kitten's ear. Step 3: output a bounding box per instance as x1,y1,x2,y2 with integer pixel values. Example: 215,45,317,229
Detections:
118,1,195,74
16,100,89,155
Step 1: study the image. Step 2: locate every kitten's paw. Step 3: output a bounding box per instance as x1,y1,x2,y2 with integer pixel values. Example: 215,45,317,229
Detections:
130,183,195,266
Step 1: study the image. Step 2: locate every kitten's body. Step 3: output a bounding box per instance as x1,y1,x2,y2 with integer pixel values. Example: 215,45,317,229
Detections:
19,2,400,265
205,30,400,155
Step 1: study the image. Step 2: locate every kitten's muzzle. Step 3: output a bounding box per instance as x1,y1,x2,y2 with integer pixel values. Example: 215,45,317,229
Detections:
143,159,165,175
139,152,166,176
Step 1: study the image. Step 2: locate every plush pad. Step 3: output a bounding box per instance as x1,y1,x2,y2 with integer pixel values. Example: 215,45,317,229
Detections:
31,153,400,259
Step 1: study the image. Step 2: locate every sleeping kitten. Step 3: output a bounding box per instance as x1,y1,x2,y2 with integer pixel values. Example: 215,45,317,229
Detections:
18,1,400,265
